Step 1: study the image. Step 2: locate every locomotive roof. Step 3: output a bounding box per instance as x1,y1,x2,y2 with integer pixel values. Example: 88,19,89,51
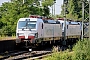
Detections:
43,20,60,24
18,18,60,24
18,18,38,22
58,20,80,25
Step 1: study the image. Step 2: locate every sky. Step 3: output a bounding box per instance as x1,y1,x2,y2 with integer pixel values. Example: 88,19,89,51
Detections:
0,0,63,15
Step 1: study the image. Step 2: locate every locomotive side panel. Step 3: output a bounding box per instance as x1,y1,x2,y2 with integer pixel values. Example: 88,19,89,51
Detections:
66,24,81,38
41,23,62,41
54,24,62,37
37,23,43,38
43,24,53,38
54,24,62,40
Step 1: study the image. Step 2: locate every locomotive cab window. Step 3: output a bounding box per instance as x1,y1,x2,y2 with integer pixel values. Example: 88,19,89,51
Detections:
18,21,36,29
27,21,36,29
62,23,63,28
42,23,43,29
18,21,27,29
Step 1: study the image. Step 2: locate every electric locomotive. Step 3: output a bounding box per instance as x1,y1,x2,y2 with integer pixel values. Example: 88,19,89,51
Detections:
16,16,62,48
57,18,81,40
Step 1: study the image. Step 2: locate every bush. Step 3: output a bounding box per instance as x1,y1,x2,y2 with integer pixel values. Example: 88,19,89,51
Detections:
46,49,72,60
0,26,12,36
72,39,90,60
45,39,90,60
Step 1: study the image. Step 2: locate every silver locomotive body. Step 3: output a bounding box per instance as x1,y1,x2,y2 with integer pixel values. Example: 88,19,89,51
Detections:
58,19,81,39
16,17,62,47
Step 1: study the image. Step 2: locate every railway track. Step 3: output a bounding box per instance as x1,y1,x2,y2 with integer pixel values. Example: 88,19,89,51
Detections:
0,45,70,60
0,44,74,60
25,52,52,60
0,38,75,60
0,48,52,60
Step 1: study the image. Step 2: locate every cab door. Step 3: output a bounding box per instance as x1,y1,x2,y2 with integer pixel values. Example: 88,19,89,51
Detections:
37,23,43,38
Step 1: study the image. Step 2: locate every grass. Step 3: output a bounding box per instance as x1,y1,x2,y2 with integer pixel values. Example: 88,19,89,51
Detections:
0,35,16,40
43,49,72,60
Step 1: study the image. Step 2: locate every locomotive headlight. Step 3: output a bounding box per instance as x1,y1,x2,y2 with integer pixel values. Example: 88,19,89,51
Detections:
35,33,38,38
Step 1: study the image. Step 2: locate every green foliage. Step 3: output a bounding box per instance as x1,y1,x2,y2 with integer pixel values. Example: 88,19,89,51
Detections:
43,6,49,17
61,0,88,21
42,0,54,7
0,26,12,36
46,39,90,60
72,39,90,60
66,0,82,20
0,21,4,29
0,0,54,36
46,50,72,60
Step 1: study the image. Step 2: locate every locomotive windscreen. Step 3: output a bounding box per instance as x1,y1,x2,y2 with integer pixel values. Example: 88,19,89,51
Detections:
27,21,36,29
18,21,36,29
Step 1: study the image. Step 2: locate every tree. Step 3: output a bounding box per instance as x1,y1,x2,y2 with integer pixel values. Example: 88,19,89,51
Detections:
0,0,54,36
67,0,82,20
61,0,88,21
